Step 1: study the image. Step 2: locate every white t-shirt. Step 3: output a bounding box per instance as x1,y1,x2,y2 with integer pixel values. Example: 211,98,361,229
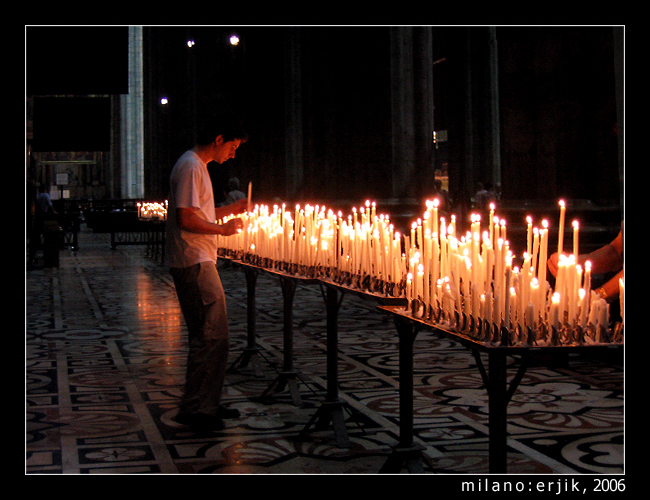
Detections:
165,150,217,268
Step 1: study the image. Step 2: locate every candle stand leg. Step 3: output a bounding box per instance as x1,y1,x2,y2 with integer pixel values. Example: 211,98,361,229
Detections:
229,266,271,377
300,285,362,448
487,351,508,473
475,351,528,473
379,316,427,473
259,276,304,406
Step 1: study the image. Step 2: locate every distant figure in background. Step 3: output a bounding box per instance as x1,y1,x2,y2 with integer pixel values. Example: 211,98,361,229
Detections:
28,185,56,267
223,177,246,206
473,182,497,211
35,185,55,215
431,179,450,212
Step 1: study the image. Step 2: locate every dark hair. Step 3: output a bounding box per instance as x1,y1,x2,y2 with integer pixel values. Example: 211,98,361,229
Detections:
196,112,248,145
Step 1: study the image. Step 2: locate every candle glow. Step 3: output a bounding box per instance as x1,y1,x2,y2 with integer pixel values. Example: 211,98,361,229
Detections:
215,198,622,347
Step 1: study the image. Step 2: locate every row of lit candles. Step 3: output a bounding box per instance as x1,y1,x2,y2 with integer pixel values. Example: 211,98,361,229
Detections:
137,201,168,220
215,200,622,346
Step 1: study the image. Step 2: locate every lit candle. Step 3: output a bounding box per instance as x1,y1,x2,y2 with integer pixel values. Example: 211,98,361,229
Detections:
538,221,549,322
619,278,624,325
489,203,495,243
433,198,439,237
410,222,416,253
571,262,582,324
572,220,579,258
526,216,533,256
530,278,540,326
539,220,548,284
532,227,540,275
558,199,566,255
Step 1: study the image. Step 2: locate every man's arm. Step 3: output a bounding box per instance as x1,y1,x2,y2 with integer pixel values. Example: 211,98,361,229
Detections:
214,198,248,220
177,207,242,236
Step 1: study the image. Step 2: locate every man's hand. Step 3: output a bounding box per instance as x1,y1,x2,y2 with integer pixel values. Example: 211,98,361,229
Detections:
547,252,560,277
219,218,243,236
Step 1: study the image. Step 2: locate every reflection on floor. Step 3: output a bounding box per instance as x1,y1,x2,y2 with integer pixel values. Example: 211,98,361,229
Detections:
26,228,624,474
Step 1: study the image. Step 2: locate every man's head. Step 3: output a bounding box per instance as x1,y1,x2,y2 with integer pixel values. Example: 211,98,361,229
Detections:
196,112,248,164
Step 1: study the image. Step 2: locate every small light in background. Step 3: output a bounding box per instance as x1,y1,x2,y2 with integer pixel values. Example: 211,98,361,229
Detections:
229,34,240,46
160,97,169,105
187,39,195,48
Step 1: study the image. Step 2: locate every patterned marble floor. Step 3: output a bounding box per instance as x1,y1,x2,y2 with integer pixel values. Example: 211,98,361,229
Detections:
26,227,624,474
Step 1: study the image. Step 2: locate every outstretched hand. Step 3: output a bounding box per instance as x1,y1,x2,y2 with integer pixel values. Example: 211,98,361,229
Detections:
547,252,560,277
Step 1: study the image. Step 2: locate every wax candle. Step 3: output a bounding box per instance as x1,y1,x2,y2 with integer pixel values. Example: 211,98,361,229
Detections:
486,290,493,327
472,283,480,321
418,263,426,306
619,278,624,325
509,286,517,330
406,272,413,310
410,222,417,252
588,293,600,326
550,292,560,330
571,262,582,324
597,298,609,337
530,278,539,325
526,216,533,256
558,199,566,255
525,301,535,329
503,267,512,328
433,198,439,237
572,220,579,258
578,288,588,328
493,292,501,327
532,227,540,276
539,221,548,285
489,203,495,243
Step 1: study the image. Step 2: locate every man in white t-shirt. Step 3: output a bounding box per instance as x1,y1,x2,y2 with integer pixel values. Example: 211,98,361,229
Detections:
165,112,248,431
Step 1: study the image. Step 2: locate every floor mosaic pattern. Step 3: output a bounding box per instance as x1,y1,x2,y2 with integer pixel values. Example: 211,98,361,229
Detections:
26,228,624,474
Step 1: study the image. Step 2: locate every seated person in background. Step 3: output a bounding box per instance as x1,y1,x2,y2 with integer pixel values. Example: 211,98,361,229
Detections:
223,177,246,206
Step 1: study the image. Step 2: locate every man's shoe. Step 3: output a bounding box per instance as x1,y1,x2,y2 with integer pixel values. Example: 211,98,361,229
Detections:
216,406,241,419
174,412,224,431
